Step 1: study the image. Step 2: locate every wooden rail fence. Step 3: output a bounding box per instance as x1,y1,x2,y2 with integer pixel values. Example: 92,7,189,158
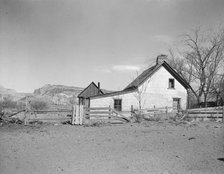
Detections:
186,106,224,122
133,106,174,119
83,106,129,123
24,109,72,124
10,105,224,125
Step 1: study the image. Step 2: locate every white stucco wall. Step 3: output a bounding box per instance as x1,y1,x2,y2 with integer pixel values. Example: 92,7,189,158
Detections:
90,91,138,111
90,66,188,112
138,66,187,109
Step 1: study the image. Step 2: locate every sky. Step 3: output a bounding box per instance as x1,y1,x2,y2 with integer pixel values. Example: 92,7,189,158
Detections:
1,0,224,92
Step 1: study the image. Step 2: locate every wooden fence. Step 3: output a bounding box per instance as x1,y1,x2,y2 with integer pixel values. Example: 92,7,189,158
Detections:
9,105,130,125
24,109,72,124
11,105,224,124
133,106,174,119
85,106,129,123
186,106,224,122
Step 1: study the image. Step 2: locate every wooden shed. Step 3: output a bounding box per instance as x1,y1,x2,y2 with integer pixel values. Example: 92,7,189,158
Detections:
78,82,103,107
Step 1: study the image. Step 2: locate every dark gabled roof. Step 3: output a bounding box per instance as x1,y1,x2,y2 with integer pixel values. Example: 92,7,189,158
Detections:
124,61,190,90
90,87,137,99
124,64,157,90
78,82,104,98
162,61,190,89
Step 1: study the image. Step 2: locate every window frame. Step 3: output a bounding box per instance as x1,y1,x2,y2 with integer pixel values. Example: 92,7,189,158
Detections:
114,99,122,111
168,78,175,89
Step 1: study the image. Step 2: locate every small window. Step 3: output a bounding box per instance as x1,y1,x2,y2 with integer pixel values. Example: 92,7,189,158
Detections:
169,78,175,89
114,99,122,111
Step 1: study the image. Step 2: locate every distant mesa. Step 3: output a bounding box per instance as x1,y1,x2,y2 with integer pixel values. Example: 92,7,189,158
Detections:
1,84,112,107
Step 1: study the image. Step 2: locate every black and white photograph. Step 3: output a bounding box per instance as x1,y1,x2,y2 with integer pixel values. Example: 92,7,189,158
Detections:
0,0,224,173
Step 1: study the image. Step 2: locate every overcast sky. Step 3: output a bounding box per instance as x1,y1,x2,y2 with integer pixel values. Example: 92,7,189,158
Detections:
1,0,224,92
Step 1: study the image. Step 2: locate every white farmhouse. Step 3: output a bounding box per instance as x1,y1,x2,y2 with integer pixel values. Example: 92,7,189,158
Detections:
90,55,191,114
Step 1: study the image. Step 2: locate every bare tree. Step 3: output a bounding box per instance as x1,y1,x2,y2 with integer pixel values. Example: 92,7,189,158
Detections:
168,49,194,84
133,71,150,115
210,73,224,105
169,28,224,107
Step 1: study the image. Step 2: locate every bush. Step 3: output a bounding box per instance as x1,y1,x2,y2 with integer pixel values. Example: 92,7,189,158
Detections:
0,98,17,112
131,111,144,123
30,99,48,110
16,101,26,110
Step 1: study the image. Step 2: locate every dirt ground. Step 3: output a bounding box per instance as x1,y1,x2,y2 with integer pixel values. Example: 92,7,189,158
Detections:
0,121,224,174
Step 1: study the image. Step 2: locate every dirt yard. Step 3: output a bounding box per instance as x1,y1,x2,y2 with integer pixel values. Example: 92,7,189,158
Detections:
0,121,224,174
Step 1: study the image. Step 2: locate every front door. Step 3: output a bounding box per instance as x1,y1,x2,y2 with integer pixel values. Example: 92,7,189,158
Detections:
173,98,181,111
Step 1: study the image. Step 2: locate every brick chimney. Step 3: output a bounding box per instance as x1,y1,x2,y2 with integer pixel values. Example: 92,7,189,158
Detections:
98,82,100,94
156,54,168,64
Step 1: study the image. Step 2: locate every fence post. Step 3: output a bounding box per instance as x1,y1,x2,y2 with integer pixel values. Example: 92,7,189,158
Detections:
75,105,80,125
154,105,156,117
79,105,83,125
165,106,168,119
82,105,85,124
109,105,111,119
131,105,133,117
71,105,75,125
24,98,30,125
24,110,27,125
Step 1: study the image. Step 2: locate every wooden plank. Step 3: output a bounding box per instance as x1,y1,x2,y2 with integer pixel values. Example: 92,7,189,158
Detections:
28,118,70,121
88,115,111,118
146,109,160,112
32,110,72,113
71,105,75,125
87,111,111,115
86,107,110,111
79,105,83,125
187,115,223,118
223,106,224,123
188,111,223,114
9,110,25,117
111,109,129,122
89,115,127,122
75,105,80,125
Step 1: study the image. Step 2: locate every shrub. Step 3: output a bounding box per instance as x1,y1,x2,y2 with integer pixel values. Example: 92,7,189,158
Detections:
132,111,144,123
0,98,17,112
16,101,26,110
30,99,48,110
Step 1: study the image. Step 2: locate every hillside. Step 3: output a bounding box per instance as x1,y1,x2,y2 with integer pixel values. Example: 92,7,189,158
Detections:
1,84,113,109
0,85,31,101
33,84,83,96
33,84,84,106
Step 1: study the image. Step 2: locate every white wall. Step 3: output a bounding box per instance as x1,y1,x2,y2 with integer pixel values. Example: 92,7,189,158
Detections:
138,66,187,109
90,66,188,111
90,91,138,111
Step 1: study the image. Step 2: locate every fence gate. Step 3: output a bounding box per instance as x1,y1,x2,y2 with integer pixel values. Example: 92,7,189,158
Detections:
71,105,129,125
84,106,129,123
71,105,84,125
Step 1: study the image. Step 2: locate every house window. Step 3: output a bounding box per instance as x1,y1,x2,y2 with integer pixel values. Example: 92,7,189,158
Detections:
169,78,175,89
173,98,181,110
114,99,122,111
